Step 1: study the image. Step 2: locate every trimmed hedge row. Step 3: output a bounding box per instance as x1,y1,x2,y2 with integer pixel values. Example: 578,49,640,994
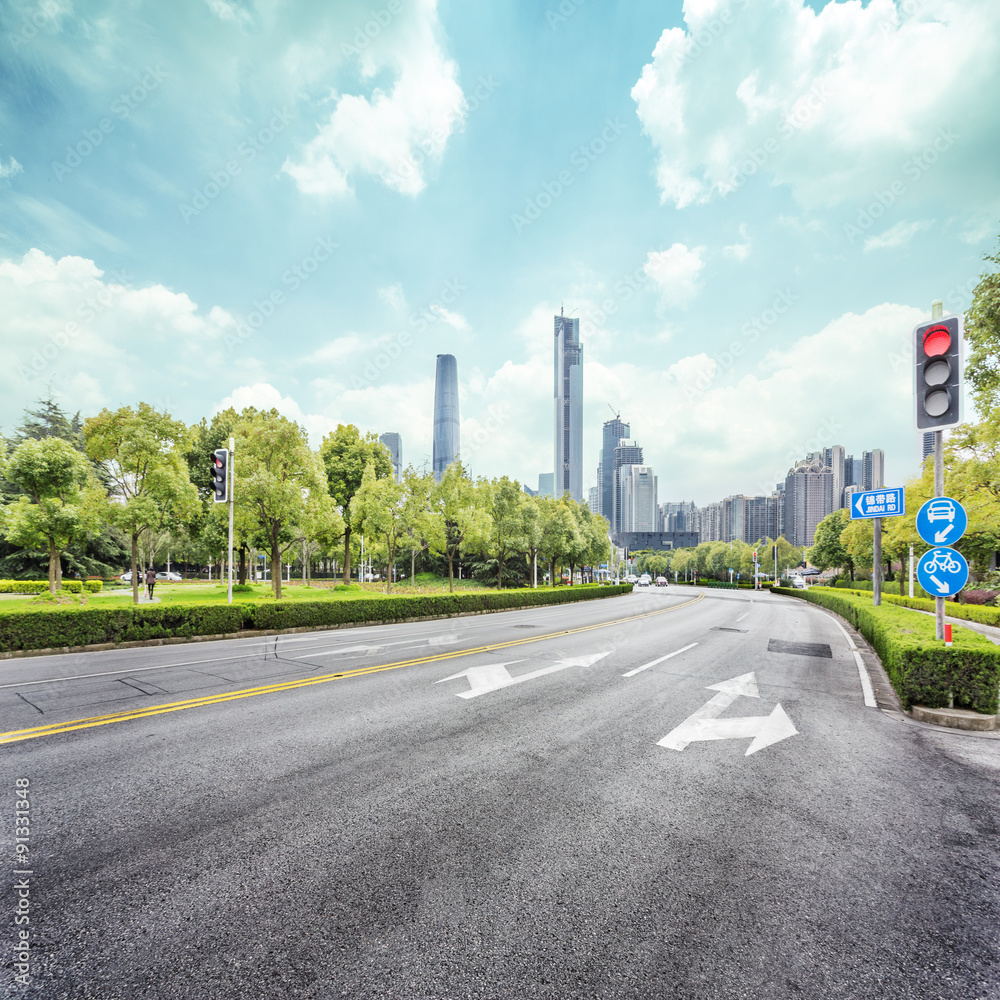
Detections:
772,586,1000,715
0,580,103,594
0,585,634,655
832,588,1000,629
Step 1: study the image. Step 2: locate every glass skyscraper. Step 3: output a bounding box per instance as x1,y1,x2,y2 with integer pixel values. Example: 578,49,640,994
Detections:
554,311,583,502
432,354,460,482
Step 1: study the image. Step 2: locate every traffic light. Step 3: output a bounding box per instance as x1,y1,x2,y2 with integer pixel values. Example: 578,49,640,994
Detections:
914,315,962,430
210,448,228,503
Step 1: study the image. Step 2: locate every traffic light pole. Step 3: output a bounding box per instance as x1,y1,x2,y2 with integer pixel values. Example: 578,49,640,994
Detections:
227,436,235,606
931,299,945,640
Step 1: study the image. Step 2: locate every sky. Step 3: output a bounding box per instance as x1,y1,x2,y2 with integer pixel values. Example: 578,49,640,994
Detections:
0,0,998,506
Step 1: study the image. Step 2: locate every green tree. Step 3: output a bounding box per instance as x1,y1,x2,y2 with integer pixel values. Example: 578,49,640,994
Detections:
965,235,1000,417
809,510,854,579
233,409,324,599
426,462,484,592
350,462,410,593
482,476,525,589
84,404,199,603
12,392,83,448
319,424,393,584
2,438,101,592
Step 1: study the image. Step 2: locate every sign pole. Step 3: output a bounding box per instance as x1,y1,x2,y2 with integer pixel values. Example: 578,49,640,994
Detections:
227,436,235,606
931,299,945,639
909,544,914,598
873,516,882,607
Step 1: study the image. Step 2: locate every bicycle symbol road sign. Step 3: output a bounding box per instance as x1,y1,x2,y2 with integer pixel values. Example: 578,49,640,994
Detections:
916,547,969,597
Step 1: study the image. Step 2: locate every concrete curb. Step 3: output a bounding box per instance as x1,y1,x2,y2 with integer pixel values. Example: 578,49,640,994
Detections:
910,704,997,731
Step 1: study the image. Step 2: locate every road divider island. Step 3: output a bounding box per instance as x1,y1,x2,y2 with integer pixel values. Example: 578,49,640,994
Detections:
0,584,634,658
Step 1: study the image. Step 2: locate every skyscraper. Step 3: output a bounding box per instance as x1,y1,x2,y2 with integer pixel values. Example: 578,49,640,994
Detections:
612,438,643,537
600,415,629,527
618,466,658,533
784,457,832,547
432,354,460,482
379,432,402,481
862,449,884,491
921,431,934,465
554,311,583,502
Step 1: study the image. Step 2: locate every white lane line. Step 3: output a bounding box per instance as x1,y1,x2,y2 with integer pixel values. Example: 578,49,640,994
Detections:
622,642,699,678
827,616,877,708
735,613,748,622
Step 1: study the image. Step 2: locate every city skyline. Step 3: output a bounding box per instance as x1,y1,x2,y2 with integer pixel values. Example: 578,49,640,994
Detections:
0,1,996,504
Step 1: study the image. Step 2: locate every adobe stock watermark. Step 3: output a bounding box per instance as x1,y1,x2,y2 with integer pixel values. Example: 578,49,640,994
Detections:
462,403,510,461
18,268,133,384
340,0,401,56
382,75,498,191
223,236,337,352
6,0,62,51
684,289,797,399
843,128,958,244
52,66,167,180
410,278,466,333
512,117,627,233
179,108,294,223
13,776,33,988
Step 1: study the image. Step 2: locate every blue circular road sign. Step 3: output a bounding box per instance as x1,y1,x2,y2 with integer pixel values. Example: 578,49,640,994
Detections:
916,496,967,547
916,547,969,597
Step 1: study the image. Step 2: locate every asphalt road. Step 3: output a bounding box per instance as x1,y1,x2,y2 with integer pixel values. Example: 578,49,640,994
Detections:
2,587,998,999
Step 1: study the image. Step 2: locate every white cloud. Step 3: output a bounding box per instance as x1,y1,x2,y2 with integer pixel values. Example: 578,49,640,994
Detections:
427,304,469,331
282,0,466,197
723,224,752,261
643,244,705,308
205,0,252,25
632,0,1000,211
863,219,933,253
0,156,22,181
378,283,406,311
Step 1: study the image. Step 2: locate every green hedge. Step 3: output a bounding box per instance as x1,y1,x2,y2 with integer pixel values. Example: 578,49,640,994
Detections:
0,580,103,594
0,585,634,655
830,579,943,601
773,586,1000,715
832,589,1000,629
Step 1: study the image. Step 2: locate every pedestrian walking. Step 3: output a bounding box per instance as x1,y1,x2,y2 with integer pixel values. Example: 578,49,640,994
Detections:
145,566,156,600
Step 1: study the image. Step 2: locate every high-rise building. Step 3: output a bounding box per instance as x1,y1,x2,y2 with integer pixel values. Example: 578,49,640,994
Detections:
661,501,697,534
612,438,644,536
600,416,629,527
587,485,600,513
432,354,460,482
700,502,723,542
538,473,554,498
379,432,402,481
823,445,846,513
921,432,934,466
554,311,583,502
618,466,658,533
862,449,884,491
784,457,832,547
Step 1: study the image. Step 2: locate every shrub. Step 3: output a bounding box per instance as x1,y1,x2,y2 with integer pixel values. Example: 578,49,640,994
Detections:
961,590,999,606
774,586,1000,715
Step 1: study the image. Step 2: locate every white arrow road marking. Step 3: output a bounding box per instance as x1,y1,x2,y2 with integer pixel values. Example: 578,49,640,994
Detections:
438,652,610,699
657,671,798,756
622,643,699,678
929,574,951,594
934,524,955,544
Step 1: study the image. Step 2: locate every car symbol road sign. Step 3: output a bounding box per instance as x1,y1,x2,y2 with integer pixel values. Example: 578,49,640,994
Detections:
915,496,967,547
916,547,969,597
850,487,905,520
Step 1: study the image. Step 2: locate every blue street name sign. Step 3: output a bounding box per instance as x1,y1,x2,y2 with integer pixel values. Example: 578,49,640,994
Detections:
915,496,967,547
849,487,905,520
917,547,969,597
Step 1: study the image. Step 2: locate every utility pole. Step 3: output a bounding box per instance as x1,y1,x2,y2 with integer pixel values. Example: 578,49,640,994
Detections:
931,299,946,639
227,436,235,605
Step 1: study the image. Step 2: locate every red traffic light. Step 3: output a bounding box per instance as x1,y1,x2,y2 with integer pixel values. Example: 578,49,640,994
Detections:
922,325,951,357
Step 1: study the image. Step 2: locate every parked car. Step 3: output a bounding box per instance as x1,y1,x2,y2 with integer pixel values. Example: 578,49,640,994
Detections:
637,574,652,587
120,571,132,583
156,571,183,581
655,576,668,587
792,576,807,589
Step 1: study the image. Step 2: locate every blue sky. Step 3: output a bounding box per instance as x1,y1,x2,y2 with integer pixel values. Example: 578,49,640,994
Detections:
1,0,998,504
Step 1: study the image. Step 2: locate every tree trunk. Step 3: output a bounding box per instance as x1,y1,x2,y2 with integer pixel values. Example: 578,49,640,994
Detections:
48,542,57,595
342,526,352,585
238,545,247,586
272,534,282,600
550,558,556,587
411,549,416,586
497,553,503,590
131,535,139,604
447,551,454,593
56,550,62,590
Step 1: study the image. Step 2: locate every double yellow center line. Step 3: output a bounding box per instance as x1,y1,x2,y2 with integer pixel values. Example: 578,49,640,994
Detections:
1,592,704,744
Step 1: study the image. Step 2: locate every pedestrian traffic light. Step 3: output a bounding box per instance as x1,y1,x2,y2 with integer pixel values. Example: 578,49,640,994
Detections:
210,448,228,503
914,315,962,430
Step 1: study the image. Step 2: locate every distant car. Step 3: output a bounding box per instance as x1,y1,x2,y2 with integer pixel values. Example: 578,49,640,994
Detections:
927,499,956,523
655,576,668,587
637,574,652,587
156,571,182,581
625,574,638,584
120,571,132,583
792,577,807,589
